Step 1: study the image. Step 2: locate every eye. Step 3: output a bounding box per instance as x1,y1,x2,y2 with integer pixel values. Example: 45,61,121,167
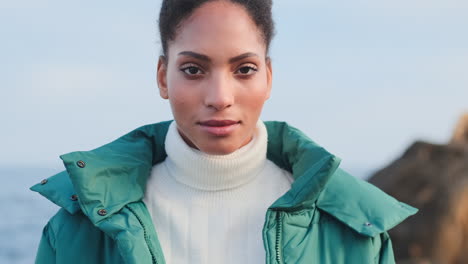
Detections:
235,64,258,76
180,64,204,76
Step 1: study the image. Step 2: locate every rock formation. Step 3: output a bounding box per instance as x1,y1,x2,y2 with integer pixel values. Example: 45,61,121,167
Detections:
368,113,468,264
451,113,468,145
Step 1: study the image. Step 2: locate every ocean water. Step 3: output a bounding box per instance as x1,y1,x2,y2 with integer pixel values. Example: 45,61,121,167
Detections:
0,166,372,263
0,167,59,264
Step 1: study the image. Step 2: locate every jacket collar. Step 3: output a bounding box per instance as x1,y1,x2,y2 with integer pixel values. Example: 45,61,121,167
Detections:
31,121,337,219
30,120,416,236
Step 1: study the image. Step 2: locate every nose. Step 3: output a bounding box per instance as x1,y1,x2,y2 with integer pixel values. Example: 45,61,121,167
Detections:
204,73,234,111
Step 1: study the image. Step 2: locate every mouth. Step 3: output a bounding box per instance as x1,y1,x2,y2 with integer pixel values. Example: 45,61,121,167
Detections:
198,120,241,136
199,120,240,127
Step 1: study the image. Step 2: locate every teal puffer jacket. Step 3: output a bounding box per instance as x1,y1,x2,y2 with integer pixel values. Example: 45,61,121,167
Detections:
31,121,417,264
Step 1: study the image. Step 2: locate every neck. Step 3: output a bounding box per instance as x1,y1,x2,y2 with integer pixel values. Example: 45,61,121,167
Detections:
164,120,268,191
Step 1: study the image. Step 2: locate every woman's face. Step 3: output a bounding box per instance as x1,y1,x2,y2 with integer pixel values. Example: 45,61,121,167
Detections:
157,1,272,155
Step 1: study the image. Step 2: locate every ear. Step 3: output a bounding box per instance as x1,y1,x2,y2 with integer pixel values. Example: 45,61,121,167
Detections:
265,57,273,100
157,56,169,99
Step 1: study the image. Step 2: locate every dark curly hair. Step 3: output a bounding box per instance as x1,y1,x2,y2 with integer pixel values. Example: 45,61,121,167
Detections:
158,0,275,57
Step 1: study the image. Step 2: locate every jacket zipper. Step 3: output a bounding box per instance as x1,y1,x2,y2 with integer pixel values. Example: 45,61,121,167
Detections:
275,211,283,264
126,205,158,264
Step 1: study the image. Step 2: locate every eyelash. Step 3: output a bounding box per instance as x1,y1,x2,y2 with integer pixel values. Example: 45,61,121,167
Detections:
235,64,258,75
180,63,204,76
179,63,258,78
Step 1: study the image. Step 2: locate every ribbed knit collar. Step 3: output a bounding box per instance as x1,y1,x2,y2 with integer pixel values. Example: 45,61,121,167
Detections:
164,120,268,191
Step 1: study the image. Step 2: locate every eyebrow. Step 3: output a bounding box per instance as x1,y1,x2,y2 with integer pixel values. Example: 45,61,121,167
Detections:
177,51,259,64
178,51,211,62
229,52,258,63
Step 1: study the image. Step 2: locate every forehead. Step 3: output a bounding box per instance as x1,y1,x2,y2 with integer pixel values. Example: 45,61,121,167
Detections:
168,1,266,58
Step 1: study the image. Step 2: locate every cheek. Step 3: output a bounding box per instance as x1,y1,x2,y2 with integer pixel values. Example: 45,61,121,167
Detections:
247,94,268,111
166,81,199,122
169,91,191,118
166,73,192,104
243,80,270,108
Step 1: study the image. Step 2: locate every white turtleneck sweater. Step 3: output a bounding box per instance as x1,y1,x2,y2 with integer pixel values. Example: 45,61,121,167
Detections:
143,121,293,264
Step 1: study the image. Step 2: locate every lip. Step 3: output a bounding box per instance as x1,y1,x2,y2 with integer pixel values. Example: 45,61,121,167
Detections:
198,119,241,136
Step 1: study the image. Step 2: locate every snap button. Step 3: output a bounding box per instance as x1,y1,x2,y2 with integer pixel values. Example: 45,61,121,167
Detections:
364,222,372,227
40,179,48,185
70,194,78,201
76,160,86,168
98,209,107,216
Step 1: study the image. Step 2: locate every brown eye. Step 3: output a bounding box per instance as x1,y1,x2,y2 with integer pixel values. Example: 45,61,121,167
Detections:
179,63,204,77
235,65,258,75
180,65,204,75
239,67,251,74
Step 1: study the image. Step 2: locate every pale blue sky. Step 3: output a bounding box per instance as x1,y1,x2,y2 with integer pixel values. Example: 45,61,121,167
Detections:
1,0,467,176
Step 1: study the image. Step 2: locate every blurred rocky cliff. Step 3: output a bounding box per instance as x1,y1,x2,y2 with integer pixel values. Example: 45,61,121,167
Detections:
369,113,468,264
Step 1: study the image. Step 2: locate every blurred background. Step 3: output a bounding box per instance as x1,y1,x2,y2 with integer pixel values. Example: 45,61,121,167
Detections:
1,0,467,263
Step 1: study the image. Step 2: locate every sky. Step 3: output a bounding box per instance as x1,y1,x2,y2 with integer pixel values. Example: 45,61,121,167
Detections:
1,0,467,177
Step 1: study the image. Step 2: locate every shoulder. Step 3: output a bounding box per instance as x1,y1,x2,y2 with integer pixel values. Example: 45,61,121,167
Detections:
317,168,418,237
46,208,101,241
38,208,124,263
262,120,417,237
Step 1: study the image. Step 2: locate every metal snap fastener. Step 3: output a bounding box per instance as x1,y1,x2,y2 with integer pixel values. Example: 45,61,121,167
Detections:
76,160,86,168
70,194,78,201
40,179,48,185
98,209,107,216
364,222,372,227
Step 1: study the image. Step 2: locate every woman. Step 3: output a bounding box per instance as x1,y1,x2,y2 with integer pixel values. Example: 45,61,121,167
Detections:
31,0,417,263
